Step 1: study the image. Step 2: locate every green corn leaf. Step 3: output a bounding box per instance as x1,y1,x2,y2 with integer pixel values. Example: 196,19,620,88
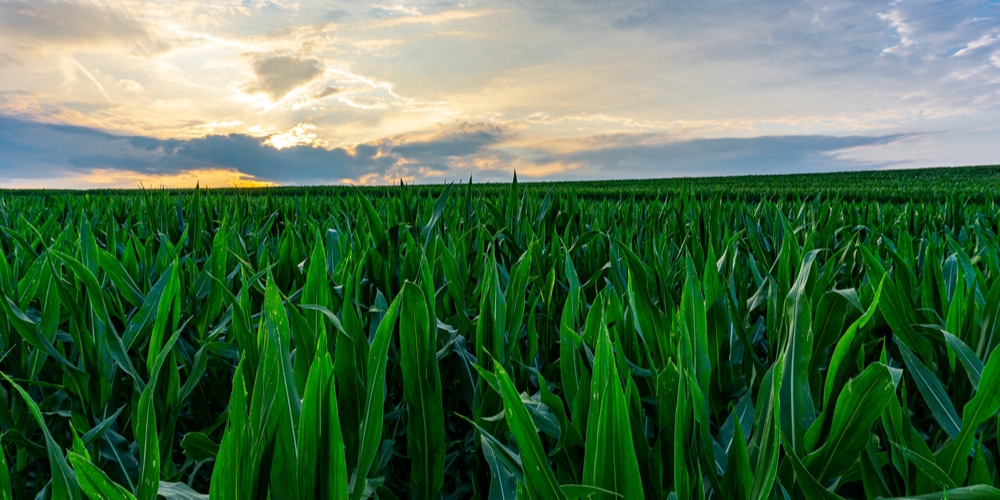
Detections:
52,249,143,386
0,294,80,372
804,363,894,481
895,338,962,439
874,485,1000,499
968,440,991,486
481,434,519,500
135,323,184,500
936,344,1000,484
352,290,403,500
562,485,624,499
1,373,81,499
750,357,782,500
398,282,446,498
180,433,219,462
976,279,1000,359
781,433,843,499
824,278,884,408
261,274,301,500
891,441,958,490
0,434,12,499
582,302,644,499
354,189,389,253
157,481,210,499
780,250,819,455
298,331,348,499
146,262,179,376
68,451,137,500
97,248,145,308
210,356,251,499
942,331,983,391
494,360,567,500
421,183,452,240
720,409,752,498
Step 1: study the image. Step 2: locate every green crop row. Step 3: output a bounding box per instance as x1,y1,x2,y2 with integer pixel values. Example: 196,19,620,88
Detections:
3,169,1000,498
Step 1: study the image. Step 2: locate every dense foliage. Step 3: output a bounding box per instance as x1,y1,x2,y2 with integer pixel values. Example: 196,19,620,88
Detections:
3,166,1000,498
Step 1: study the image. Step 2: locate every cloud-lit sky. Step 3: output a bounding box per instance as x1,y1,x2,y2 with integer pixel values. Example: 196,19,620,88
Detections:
1,0,998,187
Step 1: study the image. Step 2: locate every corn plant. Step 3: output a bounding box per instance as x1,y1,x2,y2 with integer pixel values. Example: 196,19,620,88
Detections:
3,166,1000,498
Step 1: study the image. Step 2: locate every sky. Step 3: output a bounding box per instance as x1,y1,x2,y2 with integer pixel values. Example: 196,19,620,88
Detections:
0,0,998,188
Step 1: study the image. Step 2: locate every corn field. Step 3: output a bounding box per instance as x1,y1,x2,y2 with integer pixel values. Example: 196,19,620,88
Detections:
4,167,1000,498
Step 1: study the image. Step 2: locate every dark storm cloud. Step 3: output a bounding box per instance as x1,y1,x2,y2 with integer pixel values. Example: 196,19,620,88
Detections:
243,54,324,101
0,116,511,185
0,115,385,184
388,122,512,171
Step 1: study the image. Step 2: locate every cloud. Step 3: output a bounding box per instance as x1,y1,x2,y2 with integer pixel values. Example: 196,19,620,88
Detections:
243,54,324,101
549,134,916,178
0,1,161,55
387,122,512,171
314,86,342,99
0,113,932,187
0,114,386,185
0,115,515,186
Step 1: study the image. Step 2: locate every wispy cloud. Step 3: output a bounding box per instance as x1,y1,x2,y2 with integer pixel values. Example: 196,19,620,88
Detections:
0,0,166,56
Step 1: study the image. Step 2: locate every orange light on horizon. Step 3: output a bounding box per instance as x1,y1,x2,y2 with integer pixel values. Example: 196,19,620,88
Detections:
51,168,281,189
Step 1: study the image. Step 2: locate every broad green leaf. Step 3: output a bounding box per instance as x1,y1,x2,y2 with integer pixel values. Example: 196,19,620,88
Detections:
750,357,782,500
210,356,251,499
1,373,81,499
781,433,843,499
135,324,183,500
0,294,79,372
936,344,1000,484
481,435,518,500
804,363,894,481
180,433,219,462
874,485,1000,499
261,275,301,500
942,331,983,391
51,249,143,386
891,441,958,490
895,338,962,439
298,337,347,499
720,410,752,498
68,451,137,500
495,361,566,500
352,290,403,500
582,302,644,499
157,481,211,499
97,248,144,308
398,282,446,498
0,434,12,499
824,278,884,408
780,250,819,455
561,485,624,499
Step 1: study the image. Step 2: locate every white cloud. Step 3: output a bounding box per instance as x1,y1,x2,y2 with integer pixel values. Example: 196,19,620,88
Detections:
879,6,917,55
954,33,999,56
